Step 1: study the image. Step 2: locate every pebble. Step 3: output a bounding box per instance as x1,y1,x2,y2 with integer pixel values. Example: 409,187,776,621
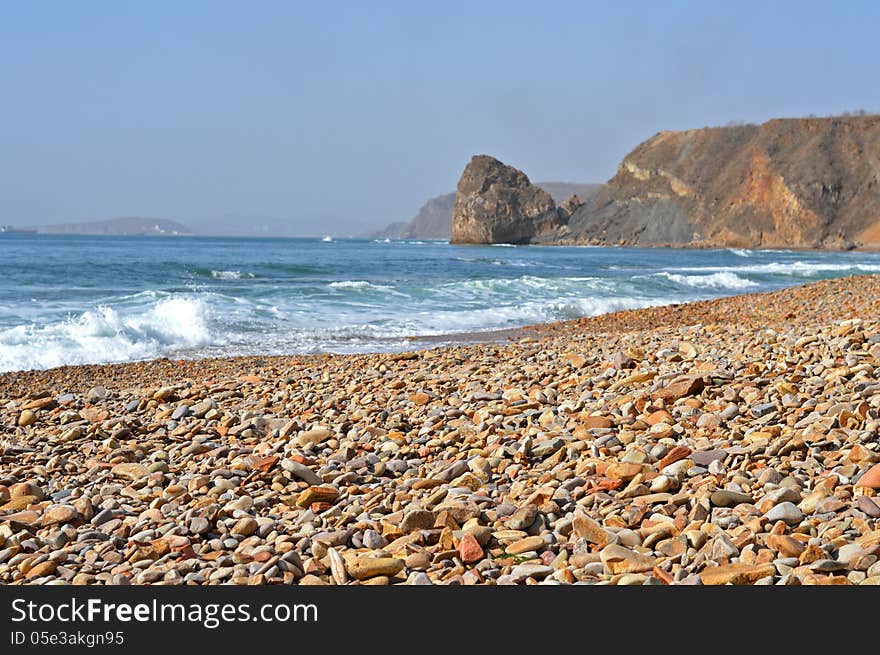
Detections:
710,490,753,507
41,505,79,526
600,544,655,575
281,459,323,486
506,507,536,530
232,517,258,537
1,275,878,587
110,463,147,481
763,502,804,525
508,564,553,582
296,486,340,507
857,496,880,518
399,510,436,532
750,402,777,418
345,556,405,580
506,535,546,555
856,464,880,489
18,410,37,427
458,533,484,563
700,563,776,585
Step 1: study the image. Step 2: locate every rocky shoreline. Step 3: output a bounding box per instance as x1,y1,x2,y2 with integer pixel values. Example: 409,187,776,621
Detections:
2,275,880,585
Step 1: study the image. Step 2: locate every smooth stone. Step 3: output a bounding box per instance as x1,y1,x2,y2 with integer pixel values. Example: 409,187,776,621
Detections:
171,405,190,420
399,510,436,532
700,562,776,585
763,502,804,525
690,450,727,467
856,463,880,489
41,505,79,526
362,529,387,550
18,410,37,427
345,556,405,580
710,490,753,507
505,535,546,555
296,486,340,508
506,506,537,530
751,402,777,418
231,517,258,537
281,459,323,486
600,544,655,574
508,564,553,582
297,428,334,447
87,387,110,402
572,513,613,546
110,463,147,481
408,572,433,585
810,559,847,573
856,496,880,518
837,544,866,565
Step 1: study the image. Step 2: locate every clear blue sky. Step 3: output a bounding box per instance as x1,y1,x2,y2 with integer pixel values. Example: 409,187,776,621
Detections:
2,1,878,235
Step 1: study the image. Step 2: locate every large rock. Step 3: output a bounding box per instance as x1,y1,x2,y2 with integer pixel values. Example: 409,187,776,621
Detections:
450,155,564,244
368,183,597,240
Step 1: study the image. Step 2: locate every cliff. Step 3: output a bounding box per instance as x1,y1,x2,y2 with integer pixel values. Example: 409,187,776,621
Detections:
562,115,880,249
397,192,456,239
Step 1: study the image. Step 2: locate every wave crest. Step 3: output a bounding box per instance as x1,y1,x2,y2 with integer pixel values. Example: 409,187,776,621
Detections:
211,270,255,280
655,271,758,289
0,296,214,372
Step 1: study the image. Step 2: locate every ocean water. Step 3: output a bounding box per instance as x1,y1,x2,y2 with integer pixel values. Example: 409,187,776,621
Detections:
1,234,879,373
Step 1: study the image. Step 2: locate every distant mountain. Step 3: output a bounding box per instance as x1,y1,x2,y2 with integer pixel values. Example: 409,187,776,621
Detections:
37,217,193,236
367,182,599,240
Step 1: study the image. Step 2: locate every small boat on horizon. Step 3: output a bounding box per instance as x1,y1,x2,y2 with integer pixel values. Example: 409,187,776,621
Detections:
322,235,333,242
0,225,37,234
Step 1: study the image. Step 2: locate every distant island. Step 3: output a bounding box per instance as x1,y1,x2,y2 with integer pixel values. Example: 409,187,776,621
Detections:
449,114,880,250
3,217,194,236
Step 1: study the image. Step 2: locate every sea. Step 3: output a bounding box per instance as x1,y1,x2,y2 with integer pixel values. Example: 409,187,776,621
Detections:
1,233,879,373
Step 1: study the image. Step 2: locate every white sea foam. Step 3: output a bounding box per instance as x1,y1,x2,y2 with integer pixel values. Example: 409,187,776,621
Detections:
329,280,394,291
441,275,603,295
676,261,880,275
364,295,677,337
655,271,758,289
0,296,215,372
211,270,255,280
728,248,753,257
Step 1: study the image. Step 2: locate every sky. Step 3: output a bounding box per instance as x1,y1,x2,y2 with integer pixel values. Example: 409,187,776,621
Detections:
1,1,879,236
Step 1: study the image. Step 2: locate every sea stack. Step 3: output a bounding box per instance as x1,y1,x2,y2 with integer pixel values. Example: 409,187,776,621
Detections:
450,155,564,244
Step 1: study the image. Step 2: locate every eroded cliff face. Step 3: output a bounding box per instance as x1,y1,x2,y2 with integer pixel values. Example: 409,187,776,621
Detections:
566,115,880,249
450,155,568,244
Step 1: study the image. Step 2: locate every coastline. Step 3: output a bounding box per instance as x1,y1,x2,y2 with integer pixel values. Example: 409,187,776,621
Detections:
2,274,874,395
2,274,880,585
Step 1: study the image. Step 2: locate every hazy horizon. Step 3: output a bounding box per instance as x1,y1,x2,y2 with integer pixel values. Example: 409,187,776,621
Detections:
2,1,879,236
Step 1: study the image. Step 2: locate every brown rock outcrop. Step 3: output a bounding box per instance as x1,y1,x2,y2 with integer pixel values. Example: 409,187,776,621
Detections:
565,115,880,249
450,155,564,244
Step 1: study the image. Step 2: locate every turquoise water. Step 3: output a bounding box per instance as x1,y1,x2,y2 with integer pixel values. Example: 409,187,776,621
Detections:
1,234,879,372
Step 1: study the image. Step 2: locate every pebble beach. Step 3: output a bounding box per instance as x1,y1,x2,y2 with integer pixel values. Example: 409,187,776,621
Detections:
2,274,880,586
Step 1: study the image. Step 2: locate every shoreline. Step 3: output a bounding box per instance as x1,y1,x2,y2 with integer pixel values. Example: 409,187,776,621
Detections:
2,274,880,586
2,275,874,396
